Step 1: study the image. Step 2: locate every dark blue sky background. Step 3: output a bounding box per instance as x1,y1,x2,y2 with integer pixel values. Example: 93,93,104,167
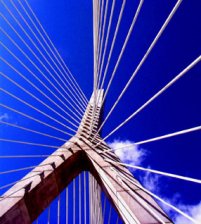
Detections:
0,0,201,223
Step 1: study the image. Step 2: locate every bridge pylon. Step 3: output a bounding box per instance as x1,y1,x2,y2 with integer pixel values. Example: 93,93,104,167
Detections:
0,90,172,224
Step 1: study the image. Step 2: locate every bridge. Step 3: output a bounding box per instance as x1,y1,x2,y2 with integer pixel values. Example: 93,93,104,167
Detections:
0,0,200,223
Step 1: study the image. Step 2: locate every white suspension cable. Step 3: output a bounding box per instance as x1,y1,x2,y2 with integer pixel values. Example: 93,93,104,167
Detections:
84,171,87,224
96,0,102,54
57,194,60,224
112,167,169,223
97,0,104,64
0,138,66,149
97,184,102,224
0,45,82,123
93,176,96,224
93,175,95,224
91,0,117,134
0,87,77,133
98,0,183,135
23,0,88,105
120,173,199,224
16,3,87,111
101,125,201,154
89,173,92,224
101,56,201,143
97,182,101,224
106,159,201,184
135,126,201,145
92,0,100,134
18,0,87,106
97,0,109,80
0,71,79,129
100,0,142,97
90,174,93,223
79,174,81,224
0,163,52,175
102,194,106,222
0,25,82,119
13,0,87,111
2,0,85,115
107,204,112,224
0,155,48,158
0,103,73,136
92,0,143,142
99,186,103,224
97,0,116,90
100,0,126,92
94,179,98,223
66,187,68,224
0,154,68,159
97,167,139,224
94,0,100,106
73,178,76,224
0,120,66,142
47,206,50,224
96,182,100,224
0,55,80,124
0,172,42,191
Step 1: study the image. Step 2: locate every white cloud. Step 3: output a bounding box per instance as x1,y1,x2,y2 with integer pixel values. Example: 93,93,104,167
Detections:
140,171,160,192
108,139,200,224
0,113,9,121
141,174,201,224
174,202,201,224
159,193,181,215
140,173,201,224
108,139,159,192
108,139,146,166
108,139,158,192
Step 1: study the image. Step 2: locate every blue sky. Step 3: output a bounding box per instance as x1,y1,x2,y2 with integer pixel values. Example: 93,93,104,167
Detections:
0,0,201,223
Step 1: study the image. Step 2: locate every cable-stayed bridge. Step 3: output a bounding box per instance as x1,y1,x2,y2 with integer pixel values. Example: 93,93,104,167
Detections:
0,0,200,223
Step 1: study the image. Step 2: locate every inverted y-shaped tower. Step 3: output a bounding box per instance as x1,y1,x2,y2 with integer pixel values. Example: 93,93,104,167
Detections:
0,90,172,224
